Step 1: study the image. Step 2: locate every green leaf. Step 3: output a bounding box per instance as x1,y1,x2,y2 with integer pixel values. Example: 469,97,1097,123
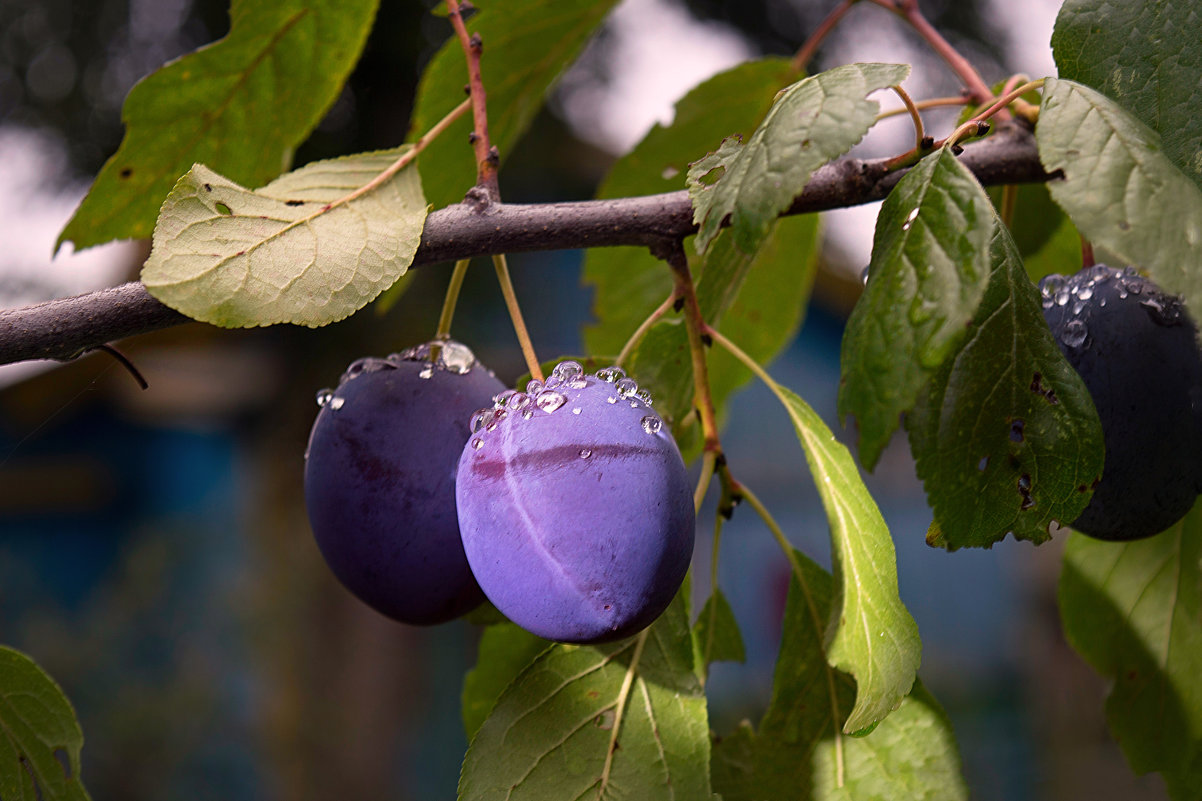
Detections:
0,647,91,801
711,551,966,801
838,147,995,470
58,0,378,252
584,58,798,357
687,62,909,254
695,590,746,667
141,148,427,328
458,590,710,800
409,0,618,210
1052,0,1202,189
772,384,920,733
906,219,1105,549
1036,78,1202,316
462,623,550,741
1059,501,1202,800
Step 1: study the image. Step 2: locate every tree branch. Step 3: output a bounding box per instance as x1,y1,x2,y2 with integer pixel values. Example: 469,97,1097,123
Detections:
0,123,1046,367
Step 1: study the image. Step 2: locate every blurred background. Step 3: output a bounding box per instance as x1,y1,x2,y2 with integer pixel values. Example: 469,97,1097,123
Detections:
0,0,1169,798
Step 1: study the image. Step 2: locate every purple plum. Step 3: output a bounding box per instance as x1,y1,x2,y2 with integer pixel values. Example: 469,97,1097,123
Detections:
456,361,695,643
304,340,505,624
1040,265,1202,540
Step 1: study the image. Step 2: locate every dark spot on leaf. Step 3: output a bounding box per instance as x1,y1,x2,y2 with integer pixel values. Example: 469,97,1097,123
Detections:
285,199,304,206
1018,473,1034,510
1127,670,1138,681
203,183,212,192
215,202,232,215
1117,220,1130,230
54,747,71,778
1078,484,1088,493
119,167,133,179
1008,454,1021,469
1009,418,1025,442
1030,372,1059,405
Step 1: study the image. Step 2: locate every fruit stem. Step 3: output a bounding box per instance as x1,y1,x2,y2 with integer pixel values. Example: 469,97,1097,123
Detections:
694,449,717,516
446,0,500,201
727,475,846,788
492,253,544,382
435,258,471,340
659,239,722,458
791,0,857,73
616,290,679,369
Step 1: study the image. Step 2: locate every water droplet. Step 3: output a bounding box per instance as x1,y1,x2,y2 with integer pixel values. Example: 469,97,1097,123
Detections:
436,340,476,374
526,379,544,396
1055,287,1071,306
977,456,988,471
507,392,531,412
485,409,507,431
901,207,920,231
399,342,431,362
328,396,345,410
579,448,592,459
1009,419,1025,443
470,409,495,433
616,378,639,399
636,389,654,406
522,410,534,420
315,388,334,407
535,391,567,413
1071,300,1085,315
342,356,393,380
606,396,618,404
596,366,626,383
492,389,516,409
1061,319,1087,348
418,363,435,379
1075,285,1093,301
641,416,662,435
552,360,584,381
572,408,582,415
859,265,871,285
471,437,484,450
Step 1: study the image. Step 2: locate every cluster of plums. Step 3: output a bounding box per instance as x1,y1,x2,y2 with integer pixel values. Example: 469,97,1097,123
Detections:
303,342,695,643
1040,265,1202,541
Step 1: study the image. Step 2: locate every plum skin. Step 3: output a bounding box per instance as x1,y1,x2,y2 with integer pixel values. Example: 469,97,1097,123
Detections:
1041,265,1202,541
304,348,505,624
455,365,695,643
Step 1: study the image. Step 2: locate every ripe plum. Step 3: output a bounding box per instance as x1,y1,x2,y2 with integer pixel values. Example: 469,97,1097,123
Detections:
456,362,695,643
1040,265,1202,540
304,341,505,623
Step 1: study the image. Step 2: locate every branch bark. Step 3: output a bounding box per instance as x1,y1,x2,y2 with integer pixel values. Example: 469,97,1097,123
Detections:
0,123,1046,367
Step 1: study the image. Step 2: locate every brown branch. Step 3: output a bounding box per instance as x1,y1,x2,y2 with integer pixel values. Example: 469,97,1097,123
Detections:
446,0,500,200
0,123,1046,367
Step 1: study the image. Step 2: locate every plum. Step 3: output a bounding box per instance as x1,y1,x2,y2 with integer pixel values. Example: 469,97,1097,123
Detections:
304,340,505,624
1040,265,1202,540
455,361,695,643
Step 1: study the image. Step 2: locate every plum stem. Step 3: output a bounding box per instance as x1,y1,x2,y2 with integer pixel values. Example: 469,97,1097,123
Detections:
435,258,471,340
491,253,543,382
446,0,500,200
616,290,678,370
733,478,847,788
597,629,649,798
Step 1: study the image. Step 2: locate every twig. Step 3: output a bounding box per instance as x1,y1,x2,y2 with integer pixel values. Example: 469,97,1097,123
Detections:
446,0,500,200
792,0,857,73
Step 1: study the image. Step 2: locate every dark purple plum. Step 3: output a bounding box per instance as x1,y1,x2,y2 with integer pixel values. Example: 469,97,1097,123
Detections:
304,340,505,624
455,361,695,644
1040,265,1202,541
